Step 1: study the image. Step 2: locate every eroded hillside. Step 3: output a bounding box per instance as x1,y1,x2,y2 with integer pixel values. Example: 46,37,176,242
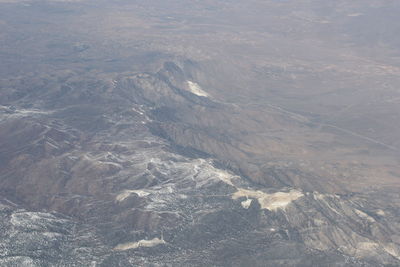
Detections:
1,0,400,266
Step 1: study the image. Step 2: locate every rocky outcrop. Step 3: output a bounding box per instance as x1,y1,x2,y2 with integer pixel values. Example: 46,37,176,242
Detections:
0,61,399,266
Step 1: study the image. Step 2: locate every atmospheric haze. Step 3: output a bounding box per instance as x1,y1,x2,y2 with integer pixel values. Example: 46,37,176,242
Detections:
1,0,400,266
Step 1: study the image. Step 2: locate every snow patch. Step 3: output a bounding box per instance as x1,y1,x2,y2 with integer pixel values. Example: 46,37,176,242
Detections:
113,237,166,251
116,190,150,202
376,209,385,216
17,109,49,115
241,199,252,209
354,209,375,222
186,81,209,97
215,169,236,186
347,13,363,17
192,159,238,188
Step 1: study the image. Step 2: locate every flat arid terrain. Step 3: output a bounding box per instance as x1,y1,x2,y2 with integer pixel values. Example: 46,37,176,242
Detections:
1,0,400,266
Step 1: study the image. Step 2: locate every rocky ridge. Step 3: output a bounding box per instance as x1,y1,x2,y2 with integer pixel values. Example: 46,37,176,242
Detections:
0,61,399,266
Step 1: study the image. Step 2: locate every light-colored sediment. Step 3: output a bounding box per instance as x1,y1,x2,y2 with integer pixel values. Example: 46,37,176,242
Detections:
232,189,303,211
